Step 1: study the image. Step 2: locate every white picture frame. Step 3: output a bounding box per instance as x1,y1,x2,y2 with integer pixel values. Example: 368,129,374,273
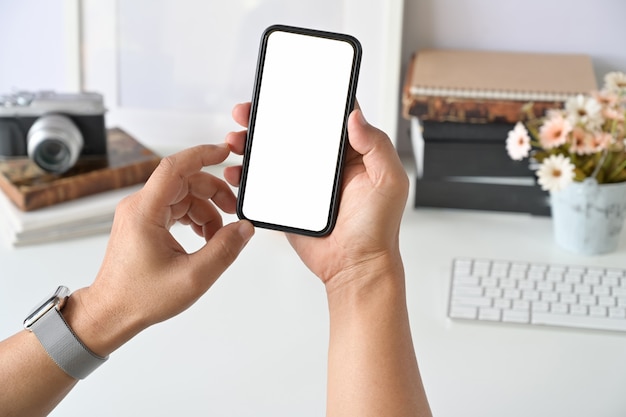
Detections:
79,0,404,151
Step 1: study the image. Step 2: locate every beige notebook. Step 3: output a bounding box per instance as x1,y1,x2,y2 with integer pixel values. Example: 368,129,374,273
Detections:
408,49,597,101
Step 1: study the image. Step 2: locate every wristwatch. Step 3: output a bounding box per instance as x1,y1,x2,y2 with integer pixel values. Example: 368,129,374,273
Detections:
24,286,108,379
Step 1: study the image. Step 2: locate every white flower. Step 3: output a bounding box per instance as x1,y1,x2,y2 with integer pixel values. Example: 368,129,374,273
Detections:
536,154,576,192
506,122,531,160
604,71,626,93
565,94,603,130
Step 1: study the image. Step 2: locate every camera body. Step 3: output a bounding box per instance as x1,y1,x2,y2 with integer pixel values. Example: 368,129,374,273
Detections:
0,91,107,173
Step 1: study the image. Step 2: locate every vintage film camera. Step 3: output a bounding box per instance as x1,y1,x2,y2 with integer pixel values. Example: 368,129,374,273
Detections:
0,91,107,173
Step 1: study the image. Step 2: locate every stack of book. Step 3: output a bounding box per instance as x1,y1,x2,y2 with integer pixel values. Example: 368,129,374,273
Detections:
0,128,160,246
402,49,597,215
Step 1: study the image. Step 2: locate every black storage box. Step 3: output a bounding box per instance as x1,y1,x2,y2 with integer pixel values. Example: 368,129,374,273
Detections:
412,120,550,216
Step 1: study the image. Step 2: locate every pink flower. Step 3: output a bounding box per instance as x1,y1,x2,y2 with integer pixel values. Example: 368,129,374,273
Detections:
591,132,613,152
569,126,595,155
538,112,571,149
603,106,625,122
506,122,531,160
593,90,620,108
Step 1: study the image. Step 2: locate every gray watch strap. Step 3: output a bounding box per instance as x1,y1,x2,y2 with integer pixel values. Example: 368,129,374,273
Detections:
31,307,108,379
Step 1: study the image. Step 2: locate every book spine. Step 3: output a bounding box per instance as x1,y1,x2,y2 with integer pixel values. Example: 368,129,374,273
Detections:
404,95,564,124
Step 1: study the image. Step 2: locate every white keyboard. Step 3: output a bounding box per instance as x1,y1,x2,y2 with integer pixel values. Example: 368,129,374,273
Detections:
448,258,626,332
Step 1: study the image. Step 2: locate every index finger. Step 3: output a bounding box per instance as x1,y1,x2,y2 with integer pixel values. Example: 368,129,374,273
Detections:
143,144,231,208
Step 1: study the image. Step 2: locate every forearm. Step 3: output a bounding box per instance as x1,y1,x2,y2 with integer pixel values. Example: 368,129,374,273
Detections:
0,287,135,417
0,328,77,416
325,256,432,417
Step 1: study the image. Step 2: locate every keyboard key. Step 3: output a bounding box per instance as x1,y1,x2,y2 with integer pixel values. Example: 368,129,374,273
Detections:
540,292,559,302
512,300,530,311
609,308,626,319
546,271,564,282
454,259,473,269
555,283,573,293
589,306,608,317
532,311,626,332
503,289,521,299
454,276,480,286
491,262,509,277
528,271,546,281
579,295,596,306
602,276,620,286
567,266,586,275
522,290,540,301
452,296,492,308
613,287,626,297
593,285,610,296
519,280,535,290
479,308,502,321
502,310,530,323
550,303,569,314
453,286,484,297
449,305,477,319
494,298,512,309
485,288,503,298
574,284,591,295
481,277,499,288
500,278,517,289
606,269,625,278
560,293,578,304
598,296,616,307
586,268,605,277
510,270,526,280
584,275,601,285
564,273,583,284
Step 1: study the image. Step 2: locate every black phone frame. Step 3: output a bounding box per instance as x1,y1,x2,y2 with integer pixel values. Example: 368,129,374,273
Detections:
236,24,362,237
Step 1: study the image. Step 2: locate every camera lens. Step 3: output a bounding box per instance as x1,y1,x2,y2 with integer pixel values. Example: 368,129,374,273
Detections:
27,114,84,173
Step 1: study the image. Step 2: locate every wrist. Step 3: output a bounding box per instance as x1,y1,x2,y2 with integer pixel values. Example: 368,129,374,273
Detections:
324,251,406,309
60,287,143,358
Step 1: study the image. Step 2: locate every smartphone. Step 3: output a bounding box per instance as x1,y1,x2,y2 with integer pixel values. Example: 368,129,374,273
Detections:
236,25,362,237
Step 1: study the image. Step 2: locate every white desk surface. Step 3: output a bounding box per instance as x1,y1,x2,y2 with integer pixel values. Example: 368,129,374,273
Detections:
1,166,626,417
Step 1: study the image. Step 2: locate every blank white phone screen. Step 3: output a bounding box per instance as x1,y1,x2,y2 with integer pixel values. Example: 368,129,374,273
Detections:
240,30,357,233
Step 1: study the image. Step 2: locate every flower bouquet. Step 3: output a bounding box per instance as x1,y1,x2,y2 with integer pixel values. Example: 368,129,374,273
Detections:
505,71,626,254
506,71,626,192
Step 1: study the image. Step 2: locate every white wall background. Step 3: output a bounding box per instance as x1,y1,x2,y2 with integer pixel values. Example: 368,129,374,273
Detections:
397,0,626,153
0,0,78,92
2,0,625,152
80,0,402,150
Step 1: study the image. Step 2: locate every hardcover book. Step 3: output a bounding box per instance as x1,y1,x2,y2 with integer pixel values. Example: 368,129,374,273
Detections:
0,128,161,211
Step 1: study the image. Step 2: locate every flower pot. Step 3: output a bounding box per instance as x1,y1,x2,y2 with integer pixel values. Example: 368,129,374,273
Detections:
550,179,626,255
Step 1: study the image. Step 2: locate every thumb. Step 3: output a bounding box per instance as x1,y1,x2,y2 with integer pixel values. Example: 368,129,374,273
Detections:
190,220,255,281
348,109,394,156
347,109,405,179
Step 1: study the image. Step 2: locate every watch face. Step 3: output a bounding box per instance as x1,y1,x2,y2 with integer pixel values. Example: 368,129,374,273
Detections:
23,286,70,329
